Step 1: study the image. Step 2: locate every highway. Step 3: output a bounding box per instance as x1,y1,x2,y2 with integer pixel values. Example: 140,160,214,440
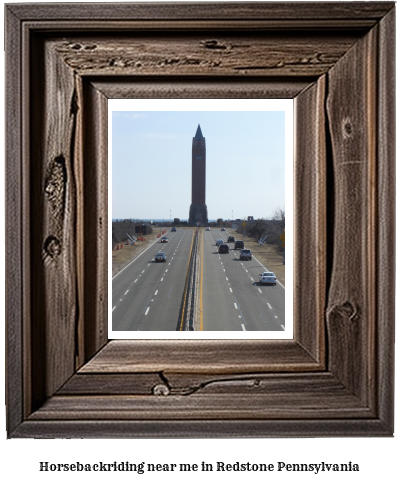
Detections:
112,228,285,332
201,229,285,331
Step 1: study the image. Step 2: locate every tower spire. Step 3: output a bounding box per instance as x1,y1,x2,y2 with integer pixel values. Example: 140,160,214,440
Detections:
194,124,203,140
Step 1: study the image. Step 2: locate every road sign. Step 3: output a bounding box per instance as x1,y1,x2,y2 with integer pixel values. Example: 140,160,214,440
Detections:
280,230,285,248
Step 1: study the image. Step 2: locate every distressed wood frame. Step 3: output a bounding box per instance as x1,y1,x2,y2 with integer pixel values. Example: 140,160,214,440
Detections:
5,2,395,438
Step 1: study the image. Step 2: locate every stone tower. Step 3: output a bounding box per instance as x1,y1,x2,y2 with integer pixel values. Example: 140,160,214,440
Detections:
189,124,208,224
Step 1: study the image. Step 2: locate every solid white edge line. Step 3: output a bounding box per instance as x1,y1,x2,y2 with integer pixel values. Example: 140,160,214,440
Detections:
112,235,161,280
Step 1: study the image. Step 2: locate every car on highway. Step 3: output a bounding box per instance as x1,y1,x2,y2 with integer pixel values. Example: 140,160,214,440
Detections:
221,228,226,231
154,252,166,262
218,244,230,254
171,227,176,232
206,227,211,231
259,271,277,285
155,252,167,262
161,236,169,243
234,240,244,250
240,249,252,261
227,236,235,243
216,238,224,246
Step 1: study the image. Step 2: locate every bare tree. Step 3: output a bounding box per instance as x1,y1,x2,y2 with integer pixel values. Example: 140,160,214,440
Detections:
271,206,285,221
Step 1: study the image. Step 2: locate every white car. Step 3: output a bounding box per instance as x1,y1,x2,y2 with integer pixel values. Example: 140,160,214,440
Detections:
259,271,277,285
216,238,224,246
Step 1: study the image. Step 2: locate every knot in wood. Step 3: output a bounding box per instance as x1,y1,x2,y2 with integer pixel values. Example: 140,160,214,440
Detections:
152,383,170,396
44,236,61,257
343,119,353,138
202,39,227,50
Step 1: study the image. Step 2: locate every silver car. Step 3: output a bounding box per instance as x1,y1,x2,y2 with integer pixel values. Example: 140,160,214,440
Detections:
216,238,224,246
155,252,167,262
259,271,277,285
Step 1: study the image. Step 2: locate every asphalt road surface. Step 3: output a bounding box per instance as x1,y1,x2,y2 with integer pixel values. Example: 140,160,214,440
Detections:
112,228,285,332
201,229,284,331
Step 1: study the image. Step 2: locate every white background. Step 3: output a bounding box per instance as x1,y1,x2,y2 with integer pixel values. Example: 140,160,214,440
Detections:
1,1,397,486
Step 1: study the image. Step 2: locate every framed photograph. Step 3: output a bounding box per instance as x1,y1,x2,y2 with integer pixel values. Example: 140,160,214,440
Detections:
5,2,395,437
109,98,293,339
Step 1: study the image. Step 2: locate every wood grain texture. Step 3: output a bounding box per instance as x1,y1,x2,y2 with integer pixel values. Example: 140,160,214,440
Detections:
30,37,78,408
81,81,108,363
5,2,395,438
294,76,326,363
7,2,394,23
79,340,321,374
53,33,360,78
376,6,395,431
14,417,391,439
326,26,376,404
91,78,312,100
5,5,24,436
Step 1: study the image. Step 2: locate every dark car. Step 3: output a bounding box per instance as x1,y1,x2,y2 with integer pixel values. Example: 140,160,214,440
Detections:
155,252,167,262
161,237,169,243
221,228,226,231
227,236,236,243
218,244,230,254
171,227,176,232
234,240,244,250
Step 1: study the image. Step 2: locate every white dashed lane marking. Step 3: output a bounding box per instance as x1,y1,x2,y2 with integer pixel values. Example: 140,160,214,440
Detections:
145,308,150,315
124,290,129,295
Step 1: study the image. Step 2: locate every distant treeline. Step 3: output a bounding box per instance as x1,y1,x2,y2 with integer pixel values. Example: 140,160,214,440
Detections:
236,218,285,250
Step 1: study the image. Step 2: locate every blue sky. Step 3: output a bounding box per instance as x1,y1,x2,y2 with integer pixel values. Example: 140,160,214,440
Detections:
111,107,289,221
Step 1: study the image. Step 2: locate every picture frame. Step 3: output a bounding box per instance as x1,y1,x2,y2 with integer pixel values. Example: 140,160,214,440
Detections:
5,2,395,438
